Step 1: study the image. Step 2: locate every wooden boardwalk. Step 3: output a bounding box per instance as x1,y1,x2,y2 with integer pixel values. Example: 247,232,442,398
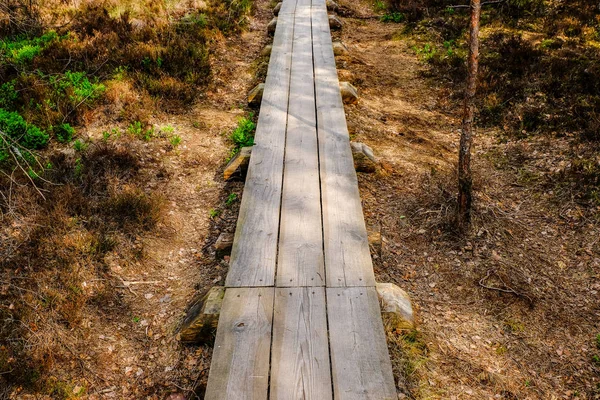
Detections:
205,0,396,398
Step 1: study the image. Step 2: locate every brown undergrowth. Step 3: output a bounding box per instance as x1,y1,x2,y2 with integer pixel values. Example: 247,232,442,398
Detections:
336,0,600,397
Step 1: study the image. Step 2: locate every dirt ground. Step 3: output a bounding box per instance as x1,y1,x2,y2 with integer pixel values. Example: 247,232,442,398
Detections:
5,0,272,398
335,0,600,398
6,0,599,398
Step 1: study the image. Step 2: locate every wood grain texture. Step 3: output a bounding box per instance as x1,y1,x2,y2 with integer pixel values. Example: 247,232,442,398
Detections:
279,0,298,14
312,1,376,287
225,9,295,287
327,287,396,400
204,288,275,400
277,3,325,287
270,288,332,399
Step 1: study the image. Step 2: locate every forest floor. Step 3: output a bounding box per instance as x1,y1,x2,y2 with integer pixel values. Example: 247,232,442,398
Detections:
336,0,600,398
3,0,599,398
3,0,272,398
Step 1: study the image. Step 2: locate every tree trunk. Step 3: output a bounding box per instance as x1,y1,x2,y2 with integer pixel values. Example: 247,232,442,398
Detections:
457,0,481,232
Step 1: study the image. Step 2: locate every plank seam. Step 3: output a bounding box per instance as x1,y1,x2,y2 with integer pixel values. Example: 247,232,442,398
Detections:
310,0,336,398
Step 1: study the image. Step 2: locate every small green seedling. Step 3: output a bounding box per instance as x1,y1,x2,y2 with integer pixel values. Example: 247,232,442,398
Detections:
226,193,238,206
170,135,182,148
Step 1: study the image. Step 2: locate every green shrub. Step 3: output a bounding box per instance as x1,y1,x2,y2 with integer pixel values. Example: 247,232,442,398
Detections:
0,31,58,65
231,115,256,150
381,12,406,23
49,71,105,105
0,108,48,150
0,80,18,109
54,123,75,143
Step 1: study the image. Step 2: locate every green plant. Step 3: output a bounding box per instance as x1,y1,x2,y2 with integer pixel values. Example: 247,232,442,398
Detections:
0,108,49,150
231,114,256,150
0,80,18,109
74,158,83,177
0,31,58,65
128,121,143,136
49,70,105,106
54,123,75,143
73,139,88,152
169,135,181,147
209,208,221,218
592,355,600,366
161,125,175,135
414,43,437,62
596,334,600,349
374,0,387,12
381,12,405,23
226,193,237,206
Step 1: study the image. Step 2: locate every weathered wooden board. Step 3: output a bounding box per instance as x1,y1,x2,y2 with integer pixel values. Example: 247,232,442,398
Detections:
225,10,295,287
270,288,332,399
279,0,298,14
204,288,275,400
312,2,376,287
327,287,396,400
277,4,325,287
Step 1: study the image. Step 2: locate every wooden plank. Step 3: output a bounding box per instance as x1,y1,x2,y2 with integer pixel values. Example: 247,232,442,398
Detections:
279,0,298,14
277,4,325,287
270,288,332,399
312,2,376,287
225,10,295,287
327,287,396,400
204,288,275,400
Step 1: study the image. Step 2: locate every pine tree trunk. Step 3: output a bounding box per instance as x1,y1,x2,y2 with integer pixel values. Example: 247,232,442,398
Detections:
457,0,481,232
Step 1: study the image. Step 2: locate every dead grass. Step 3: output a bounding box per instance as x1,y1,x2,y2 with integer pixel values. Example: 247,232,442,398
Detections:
338,0,600,397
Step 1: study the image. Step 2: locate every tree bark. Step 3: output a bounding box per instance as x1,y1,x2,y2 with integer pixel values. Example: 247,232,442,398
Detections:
457,0,481,232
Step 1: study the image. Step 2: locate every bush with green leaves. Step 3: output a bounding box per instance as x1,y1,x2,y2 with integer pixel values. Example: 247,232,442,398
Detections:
49,71,105,106
54,123,75,143
231,115,256,150
0,108,48,150
0,31,58,65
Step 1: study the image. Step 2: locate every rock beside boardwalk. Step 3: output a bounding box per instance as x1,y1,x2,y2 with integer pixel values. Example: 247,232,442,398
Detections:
179,286,225,343
247,83,265,108
215,232,234,259
332,41,349,56
329,15,343,30
224,146,252,180
350,142,378,173
376,282,415,330
267,18,278,36
339,81,358,104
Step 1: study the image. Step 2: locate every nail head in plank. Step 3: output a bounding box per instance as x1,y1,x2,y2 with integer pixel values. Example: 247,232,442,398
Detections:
270,288,332,399
204,288,275,400
327,287,396,400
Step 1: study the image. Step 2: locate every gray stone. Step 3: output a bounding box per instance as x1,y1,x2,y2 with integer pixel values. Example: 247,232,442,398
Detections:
273,2,282,16
179,286,225,343
329,15,343,30
350,141,378,173
332,41,349,56
326,0,339,12
261,44,273,57
340,81,358,104
267,18,278,36
376,282,415,330
247,83,265,107
223,146,252,180
215,232,234,259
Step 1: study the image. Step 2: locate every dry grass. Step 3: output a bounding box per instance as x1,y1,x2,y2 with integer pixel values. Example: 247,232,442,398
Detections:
337,0,600,396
